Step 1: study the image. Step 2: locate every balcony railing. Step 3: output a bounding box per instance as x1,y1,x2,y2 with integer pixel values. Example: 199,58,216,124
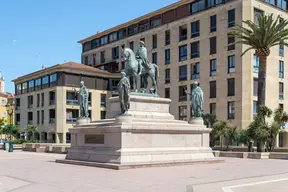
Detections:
66,118,77,124
228,113,235,120
179,35,187,41
165,79,170,84
66,99,79,105
101,102,106,107
165,40,170,45
28,104,33,109
179,95,187,102
50,100,56,105
49,118,56,124
279,94,284,100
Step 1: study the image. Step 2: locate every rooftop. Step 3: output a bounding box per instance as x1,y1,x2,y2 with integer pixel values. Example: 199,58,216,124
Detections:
78,0,191,44
12,61,119,83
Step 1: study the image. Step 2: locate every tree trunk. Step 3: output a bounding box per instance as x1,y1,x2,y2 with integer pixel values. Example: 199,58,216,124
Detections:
257,140,265,152
257,56,267,152
257,56,267,106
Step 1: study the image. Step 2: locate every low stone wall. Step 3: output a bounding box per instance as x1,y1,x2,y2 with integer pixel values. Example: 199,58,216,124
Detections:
213,146,288,152
0,143,22,150
213,151,288,160
45,144,70,154
22,143,46,152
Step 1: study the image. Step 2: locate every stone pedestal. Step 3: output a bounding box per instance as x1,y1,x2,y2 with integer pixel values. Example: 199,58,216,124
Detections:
76,118,90,126
56,94,220,169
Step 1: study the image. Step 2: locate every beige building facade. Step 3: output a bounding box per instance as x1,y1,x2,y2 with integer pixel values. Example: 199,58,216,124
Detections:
78,0,288,147
12,62,119,143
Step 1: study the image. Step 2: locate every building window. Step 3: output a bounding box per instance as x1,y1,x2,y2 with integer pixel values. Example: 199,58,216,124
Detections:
280,103,284,110
42,76,49,89
190,0,205,14
150,18,161,28
191,62,200,80
93,54,96,66
179,65,187,81
279,60,284,78
37,94,40,107
16,84,22,95
191,20,200,38
210,37,217,55
280,40,284,56
165,88,170,98
179,106,187,121
121,61,125,69
191,41,200,59
139,22,149,32
165,69,170,84
35,78,41,90
100,94,106,107
254,55,259,73
210,15,217,32
254,8,263,26
210,81,216,98
165,49,170,64
91,39,100,49
37,111,40,124
210,59,216,76
228,101,235,119
228,35,235,51
22,82,27,94
279,82,284,99
179,45,187,61
66,109,78,123
112,47,119,60
210,103,216,116
41,93,44,107
28,95,33,109
165,30,170,45
100,36,108,45
49,109,56,123
228,55,235,73
179,86,187,101
129,41,134,51
128,25,138,35
28,80,34,92
179,25,187,41
253,78,258,97
28,112,33,125
228,9,235,28
84,56,88,65
100,51,105,63
152,34,157,49
253,101,257,119
140,37,145,43
16,114,20,125
152,52,157,64
227,78,235,97
101,111,106,119
109,32,118,42
41,110,44,124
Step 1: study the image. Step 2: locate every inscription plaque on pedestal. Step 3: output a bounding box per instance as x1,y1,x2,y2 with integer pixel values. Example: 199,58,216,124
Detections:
85,134,104,144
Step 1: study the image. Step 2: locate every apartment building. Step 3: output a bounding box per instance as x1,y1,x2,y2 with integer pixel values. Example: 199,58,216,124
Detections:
12,62,120,143
78,0,288,146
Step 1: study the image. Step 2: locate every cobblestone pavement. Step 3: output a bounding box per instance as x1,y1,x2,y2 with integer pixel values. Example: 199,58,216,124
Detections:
1,151,288,192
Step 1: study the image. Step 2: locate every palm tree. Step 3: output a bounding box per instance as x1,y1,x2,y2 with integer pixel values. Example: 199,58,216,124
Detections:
247,105,272,152
229,14,288,106
212,121,230,150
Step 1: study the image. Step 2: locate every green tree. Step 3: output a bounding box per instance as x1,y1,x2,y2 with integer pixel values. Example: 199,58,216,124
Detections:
247,105,272,152
212,121,230,150
229,14,288,107
25,125,38,140
266,107,288,152
202,114,217,128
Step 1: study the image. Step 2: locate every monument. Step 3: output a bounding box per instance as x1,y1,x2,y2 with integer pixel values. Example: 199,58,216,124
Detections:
56,48,219,170
73,81,90,125
186,81,204,125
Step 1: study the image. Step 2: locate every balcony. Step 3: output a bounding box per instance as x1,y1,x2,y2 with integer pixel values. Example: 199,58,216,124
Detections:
66,99,79,105
165,78,170,84
28,104,33,109
279,94,284,100
66,118,77,124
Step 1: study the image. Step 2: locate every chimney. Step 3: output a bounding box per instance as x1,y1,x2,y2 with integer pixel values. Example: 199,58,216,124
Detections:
42,65,46,70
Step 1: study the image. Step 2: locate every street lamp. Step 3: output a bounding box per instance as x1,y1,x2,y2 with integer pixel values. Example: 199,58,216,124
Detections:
5,102,14,152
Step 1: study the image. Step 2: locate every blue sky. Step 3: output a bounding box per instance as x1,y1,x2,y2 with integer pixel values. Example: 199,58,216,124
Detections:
0,0,178,93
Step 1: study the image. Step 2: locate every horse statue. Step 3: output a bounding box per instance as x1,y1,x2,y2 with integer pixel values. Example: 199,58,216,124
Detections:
122,47,159,93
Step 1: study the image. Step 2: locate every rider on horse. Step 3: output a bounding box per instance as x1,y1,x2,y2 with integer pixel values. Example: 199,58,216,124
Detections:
135,41,152,75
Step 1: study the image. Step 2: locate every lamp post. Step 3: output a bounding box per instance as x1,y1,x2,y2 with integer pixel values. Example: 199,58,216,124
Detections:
5,102,14,152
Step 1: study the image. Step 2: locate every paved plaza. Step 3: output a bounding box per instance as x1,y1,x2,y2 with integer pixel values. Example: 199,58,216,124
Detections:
1,151,288,191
